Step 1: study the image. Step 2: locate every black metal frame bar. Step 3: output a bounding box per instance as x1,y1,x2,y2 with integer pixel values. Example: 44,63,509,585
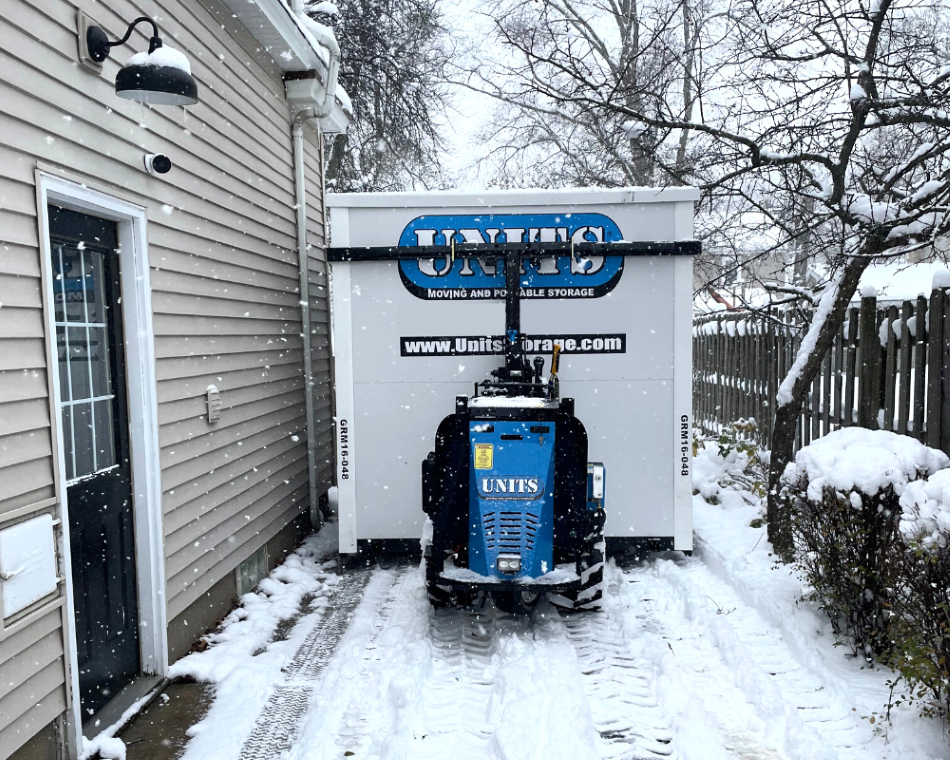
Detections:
327,240,700,262
504,250,521,370
329,238,700,398
434,577,581,594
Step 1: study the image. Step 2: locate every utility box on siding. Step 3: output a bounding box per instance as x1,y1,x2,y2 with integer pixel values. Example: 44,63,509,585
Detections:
327,188,698,556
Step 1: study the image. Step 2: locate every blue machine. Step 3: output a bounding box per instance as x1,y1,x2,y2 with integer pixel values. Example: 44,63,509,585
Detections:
468,420,556,578
422,247,607,614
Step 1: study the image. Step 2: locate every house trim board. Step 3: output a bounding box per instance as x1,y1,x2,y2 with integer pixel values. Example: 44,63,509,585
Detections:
35,170,167,755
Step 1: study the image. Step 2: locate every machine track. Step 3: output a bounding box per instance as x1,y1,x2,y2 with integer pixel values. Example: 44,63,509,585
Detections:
238,571,372,760
412,584,672,760
329,563,801,760
650,559,867,760
232,556,883,760
410,603,499,759
563,573,677,760
334,568,416,757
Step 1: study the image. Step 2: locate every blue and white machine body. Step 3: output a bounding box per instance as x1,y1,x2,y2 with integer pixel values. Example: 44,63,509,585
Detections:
468,421,556,578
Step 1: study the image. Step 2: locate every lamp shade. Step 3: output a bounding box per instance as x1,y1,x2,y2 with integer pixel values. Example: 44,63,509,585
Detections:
115,47,198,106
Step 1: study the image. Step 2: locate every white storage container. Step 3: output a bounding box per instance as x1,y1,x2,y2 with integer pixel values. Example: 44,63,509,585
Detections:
327,188,698,556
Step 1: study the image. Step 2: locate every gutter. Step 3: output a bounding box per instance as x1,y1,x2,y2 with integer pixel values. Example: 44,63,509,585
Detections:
289,2,341,529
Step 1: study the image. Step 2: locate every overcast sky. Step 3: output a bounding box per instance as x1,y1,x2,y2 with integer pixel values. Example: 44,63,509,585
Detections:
438,0,503,188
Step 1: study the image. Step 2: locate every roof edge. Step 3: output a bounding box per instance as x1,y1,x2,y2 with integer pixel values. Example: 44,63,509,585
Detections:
219,0,351,125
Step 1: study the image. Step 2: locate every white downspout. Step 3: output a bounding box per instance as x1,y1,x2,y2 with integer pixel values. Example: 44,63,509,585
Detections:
291,5,341,529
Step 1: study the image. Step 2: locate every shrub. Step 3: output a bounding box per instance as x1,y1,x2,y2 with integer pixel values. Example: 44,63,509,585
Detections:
714,419,767,499
787,481,903,660
887,471,950,719
781,429,949,662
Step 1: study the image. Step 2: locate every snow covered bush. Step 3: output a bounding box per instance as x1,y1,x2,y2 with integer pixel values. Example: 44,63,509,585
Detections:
899,470,950,552
781,429,949,661
887,471,950,719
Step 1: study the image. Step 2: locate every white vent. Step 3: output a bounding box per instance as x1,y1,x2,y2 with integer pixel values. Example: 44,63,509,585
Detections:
0,515,58,619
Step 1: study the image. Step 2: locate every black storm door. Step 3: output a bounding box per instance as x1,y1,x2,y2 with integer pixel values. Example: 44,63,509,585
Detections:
50,205,140,719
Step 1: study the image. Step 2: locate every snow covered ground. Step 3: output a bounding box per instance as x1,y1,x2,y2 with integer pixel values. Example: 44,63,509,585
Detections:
139,451,949,760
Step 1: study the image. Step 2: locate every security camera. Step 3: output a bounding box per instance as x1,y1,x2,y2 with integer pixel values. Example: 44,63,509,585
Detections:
144,153,172,175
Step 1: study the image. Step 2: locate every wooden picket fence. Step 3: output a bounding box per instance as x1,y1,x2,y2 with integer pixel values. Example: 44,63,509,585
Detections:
692,287,950,456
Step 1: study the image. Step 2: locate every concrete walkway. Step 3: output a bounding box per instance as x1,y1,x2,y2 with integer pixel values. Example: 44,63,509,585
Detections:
119,682,212,760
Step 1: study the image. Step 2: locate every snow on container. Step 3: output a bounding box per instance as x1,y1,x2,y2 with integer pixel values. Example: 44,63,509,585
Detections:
326,188,699,556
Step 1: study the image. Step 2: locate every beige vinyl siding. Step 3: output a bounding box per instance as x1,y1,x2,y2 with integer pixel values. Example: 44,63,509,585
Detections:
302,132,336,494
0,599,65,760
0,608,66,754
0,146,57,531
0,0,333,751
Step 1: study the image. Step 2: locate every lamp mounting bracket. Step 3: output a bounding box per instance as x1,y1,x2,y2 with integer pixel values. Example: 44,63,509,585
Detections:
86,16,162,63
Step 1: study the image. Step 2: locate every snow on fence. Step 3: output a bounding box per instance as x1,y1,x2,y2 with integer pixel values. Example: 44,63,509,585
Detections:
692,286,950,456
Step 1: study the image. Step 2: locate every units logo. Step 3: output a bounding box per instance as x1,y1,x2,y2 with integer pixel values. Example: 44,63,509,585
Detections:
478,477,543,500
397,213,625,300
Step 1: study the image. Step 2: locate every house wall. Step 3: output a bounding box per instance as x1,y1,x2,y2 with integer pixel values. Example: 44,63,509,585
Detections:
0,0,334,756
303,135,336,491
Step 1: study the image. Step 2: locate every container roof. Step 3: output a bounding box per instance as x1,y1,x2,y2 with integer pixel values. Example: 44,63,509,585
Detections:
326,187,700,208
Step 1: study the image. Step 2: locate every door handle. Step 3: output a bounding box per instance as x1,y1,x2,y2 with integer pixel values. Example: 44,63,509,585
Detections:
0,566,25,581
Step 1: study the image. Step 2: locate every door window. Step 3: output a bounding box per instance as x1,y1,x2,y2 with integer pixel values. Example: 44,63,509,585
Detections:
50,209,121,482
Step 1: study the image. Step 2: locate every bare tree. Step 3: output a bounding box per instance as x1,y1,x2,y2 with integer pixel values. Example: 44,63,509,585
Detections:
460,0,719,188
311,0,451,192
467,0,950,558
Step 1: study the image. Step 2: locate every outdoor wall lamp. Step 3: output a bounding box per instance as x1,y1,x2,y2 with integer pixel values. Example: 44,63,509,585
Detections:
85,16,199,106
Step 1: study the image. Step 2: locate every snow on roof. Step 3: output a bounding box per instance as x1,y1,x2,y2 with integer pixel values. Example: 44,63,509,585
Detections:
693,286,771,314
295,12,333,67
782,428,949,500
216,0,351,126
334,83,352,112
694,260,950,316
856,260,950,301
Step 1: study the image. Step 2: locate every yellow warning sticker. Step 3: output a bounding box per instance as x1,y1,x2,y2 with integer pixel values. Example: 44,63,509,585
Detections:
474,443,494,470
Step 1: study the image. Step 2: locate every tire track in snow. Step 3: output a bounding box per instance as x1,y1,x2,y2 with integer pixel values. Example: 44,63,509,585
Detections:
238,570,372,760
408,573,694,760
409,596,604,760
333,568,416,757
278,555,866,760
561,569,678,760
631,558,833,760
410,603,498,759
658,559,867,760
480,606,602,759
